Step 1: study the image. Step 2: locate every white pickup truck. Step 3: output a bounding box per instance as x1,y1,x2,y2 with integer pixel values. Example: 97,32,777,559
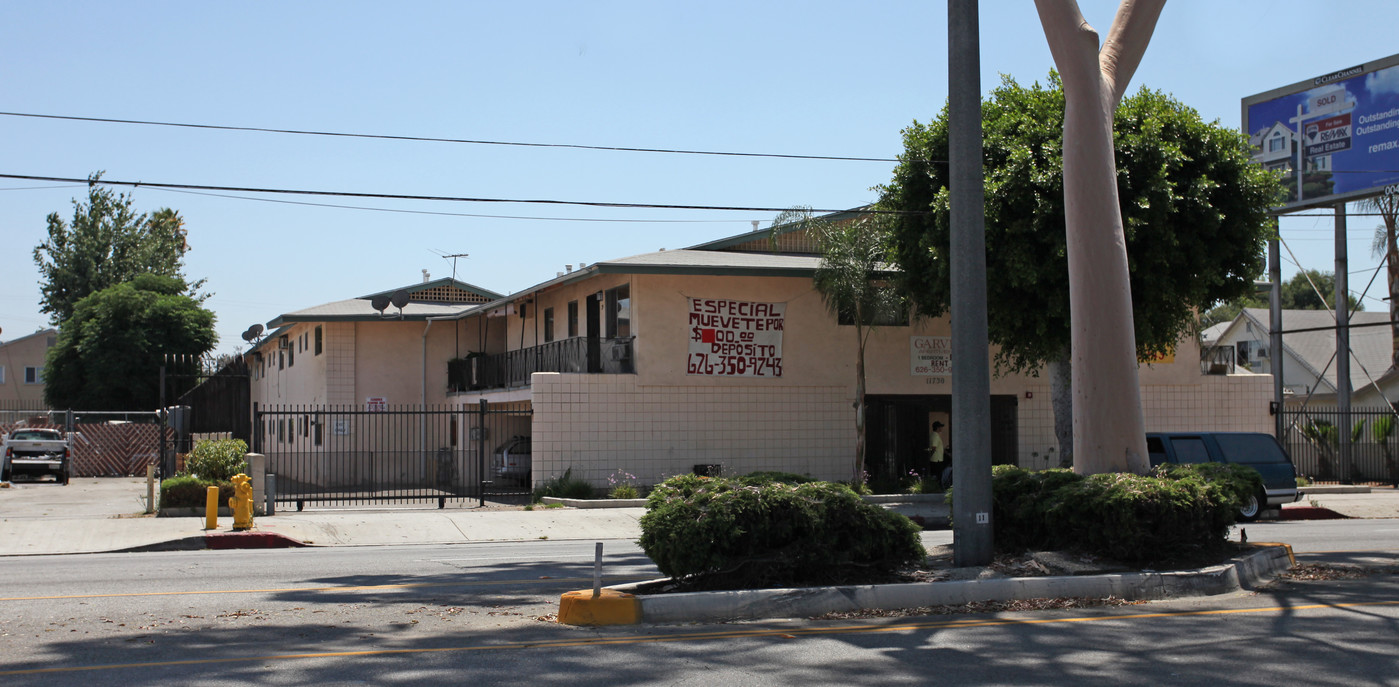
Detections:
2,428,71,484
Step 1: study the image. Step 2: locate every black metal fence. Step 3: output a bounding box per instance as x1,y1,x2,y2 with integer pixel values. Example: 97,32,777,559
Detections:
253,401,533,508
448,337,634,391
1281,407,1399,486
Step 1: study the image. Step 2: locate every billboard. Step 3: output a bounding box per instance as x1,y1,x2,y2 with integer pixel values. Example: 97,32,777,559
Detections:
1242,53,1399,210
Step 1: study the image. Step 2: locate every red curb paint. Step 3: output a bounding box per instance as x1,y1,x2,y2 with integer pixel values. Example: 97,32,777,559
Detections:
1278,506,1347,521
204,532,307,549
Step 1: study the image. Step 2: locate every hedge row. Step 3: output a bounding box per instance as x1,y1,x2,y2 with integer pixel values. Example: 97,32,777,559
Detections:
638,474,925,588
984,463,1262,566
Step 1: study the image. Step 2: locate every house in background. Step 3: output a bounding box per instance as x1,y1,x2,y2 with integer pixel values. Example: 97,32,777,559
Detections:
1207,307,1399,407
0,328,57,408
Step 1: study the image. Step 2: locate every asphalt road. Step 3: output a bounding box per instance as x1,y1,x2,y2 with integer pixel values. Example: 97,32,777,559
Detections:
0,521,1395,686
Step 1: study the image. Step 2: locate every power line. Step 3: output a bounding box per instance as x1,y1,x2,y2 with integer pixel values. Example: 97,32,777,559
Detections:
0,173,907,216
152,187,746,223
0,111,899,163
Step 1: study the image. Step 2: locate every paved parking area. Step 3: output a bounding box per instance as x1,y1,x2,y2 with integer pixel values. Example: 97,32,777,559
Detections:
0,476,152,520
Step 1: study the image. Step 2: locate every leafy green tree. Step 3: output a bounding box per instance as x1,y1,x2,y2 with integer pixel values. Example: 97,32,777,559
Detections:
33,174,202,323
1201,269,1363,329
774,209,904,483
44,274,217,411
880,74,1281,467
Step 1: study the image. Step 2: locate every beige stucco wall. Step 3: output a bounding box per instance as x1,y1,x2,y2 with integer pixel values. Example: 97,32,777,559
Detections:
0,330,55,406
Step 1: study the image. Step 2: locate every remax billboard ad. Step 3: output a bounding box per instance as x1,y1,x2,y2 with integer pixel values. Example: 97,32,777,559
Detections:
1243,53,1399,210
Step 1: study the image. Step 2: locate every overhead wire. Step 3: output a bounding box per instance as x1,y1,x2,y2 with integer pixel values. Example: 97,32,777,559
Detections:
0,111,903,164
0,173,912,216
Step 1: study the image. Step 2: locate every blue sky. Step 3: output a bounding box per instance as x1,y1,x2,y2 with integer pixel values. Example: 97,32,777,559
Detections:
3,1,1398,356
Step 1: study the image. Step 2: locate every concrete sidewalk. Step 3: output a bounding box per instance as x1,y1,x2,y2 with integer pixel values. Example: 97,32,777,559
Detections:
0,478,1395,557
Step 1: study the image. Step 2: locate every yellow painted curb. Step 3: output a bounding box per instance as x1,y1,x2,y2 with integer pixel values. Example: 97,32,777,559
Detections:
558,588,641,626
1252,542,1296,568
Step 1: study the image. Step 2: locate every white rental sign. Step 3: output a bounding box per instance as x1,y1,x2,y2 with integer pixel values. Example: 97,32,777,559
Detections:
911,336,951,376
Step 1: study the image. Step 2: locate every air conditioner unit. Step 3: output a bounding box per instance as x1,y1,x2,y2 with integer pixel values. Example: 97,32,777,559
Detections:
278,336,290,350
1256,345,1270,359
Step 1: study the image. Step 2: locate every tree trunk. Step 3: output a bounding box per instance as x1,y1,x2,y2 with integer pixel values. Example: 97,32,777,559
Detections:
1049,349,1073,468
1035,0,1162,475
854,327,867,483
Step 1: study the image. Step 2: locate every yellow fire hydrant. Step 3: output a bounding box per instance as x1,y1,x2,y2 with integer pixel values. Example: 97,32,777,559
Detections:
229,473,254,531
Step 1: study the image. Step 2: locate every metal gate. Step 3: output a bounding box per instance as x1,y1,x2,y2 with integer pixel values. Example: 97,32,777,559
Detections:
1281,407,1399,486
253,401,533,508
1,409,166,477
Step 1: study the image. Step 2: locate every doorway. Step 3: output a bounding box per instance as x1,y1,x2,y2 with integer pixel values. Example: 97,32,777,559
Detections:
865,394,1019,487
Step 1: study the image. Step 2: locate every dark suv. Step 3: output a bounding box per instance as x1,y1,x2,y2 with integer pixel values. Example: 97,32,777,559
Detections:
1146,432,1300,521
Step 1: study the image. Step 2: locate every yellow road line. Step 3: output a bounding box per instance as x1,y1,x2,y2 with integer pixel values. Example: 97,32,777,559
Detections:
0,575,653,602
1,598,1396,677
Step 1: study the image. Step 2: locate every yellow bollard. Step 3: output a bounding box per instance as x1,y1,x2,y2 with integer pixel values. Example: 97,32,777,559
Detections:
229,473,254,531
205,485,219,530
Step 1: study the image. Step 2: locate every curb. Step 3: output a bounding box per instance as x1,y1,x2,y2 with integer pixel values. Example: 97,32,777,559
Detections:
1299,485,1373,495
1279,506,1348,520
113,531,308,553
559,544,1293,626
205,531,308,549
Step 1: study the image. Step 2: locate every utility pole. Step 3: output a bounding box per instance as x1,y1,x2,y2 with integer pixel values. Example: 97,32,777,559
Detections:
948,0,994,566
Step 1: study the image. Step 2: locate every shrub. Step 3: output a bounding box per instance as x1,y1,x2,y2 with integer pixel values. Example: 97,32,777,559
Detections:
985,464,1257,567
638,476,925,587
731,471,817,487
185,438,248,482
159,475,234,509
532,468,596,501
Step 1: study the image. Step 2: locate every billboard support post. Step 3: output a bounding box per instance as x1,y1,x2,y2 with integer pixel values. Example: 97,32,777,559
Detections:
1336,202,1352,483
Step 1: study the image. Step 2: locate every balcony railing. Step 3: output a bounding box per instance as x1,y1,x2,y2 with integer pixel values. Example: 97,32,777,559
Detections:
449,337,634,392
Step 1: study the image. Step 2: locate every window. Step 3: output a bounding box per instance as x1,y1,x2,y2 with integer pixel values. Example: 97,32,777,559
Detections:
288,345,295,368
0,366,5,384
279,351,285,370
1268,133,1287,152
544,307,555,343
1173,438,1211,464
837,303,910,327
24,366,43,384
313,417,323,446
315,326,323,355
605,285,631,338
567,301,579,338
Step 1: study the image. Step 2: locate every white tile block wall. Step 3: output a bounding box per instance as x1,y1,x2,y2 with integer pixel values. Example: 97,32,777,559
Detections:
1016,373,1275,468
531,373,855,488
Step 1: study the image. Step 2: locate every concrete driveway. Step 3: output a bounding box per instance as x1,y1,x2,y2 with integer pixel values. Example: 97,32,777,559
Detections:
0,476,153,521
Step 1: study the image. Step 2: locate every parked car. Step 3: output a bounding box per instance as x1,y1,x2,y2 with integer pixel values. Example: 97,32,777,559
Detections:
1147,432,1301,521
492,436,531,485
2,428,72,484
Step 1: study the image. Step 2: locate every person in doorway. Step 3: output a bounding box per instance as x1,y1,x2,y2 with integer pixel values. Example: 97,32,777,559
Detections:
928,421,945,469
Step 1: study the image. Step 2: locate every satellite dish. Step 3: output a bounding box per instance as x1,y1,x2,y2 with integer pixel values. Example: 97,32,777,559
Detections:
390,290,410,309
241,329,255,342
371,295,391,313
250,324,264,337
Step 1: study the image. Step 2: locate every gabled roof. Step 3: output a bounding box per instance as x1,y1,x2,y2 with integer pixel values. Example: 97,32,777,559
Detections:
265,278,498,328
360,277,502,303
444,248,848,320
1232,308,1394,393
0,328,57,349
685,206,872,254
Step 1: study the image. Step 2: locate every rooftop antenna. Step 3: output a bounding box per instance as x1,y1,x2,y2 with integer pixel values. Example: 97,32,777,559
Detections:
432,249,470,284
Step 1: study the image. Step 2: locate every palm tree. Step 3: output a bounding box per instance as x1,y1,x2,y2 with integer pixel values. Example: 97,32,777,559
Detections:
772,208,905,484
